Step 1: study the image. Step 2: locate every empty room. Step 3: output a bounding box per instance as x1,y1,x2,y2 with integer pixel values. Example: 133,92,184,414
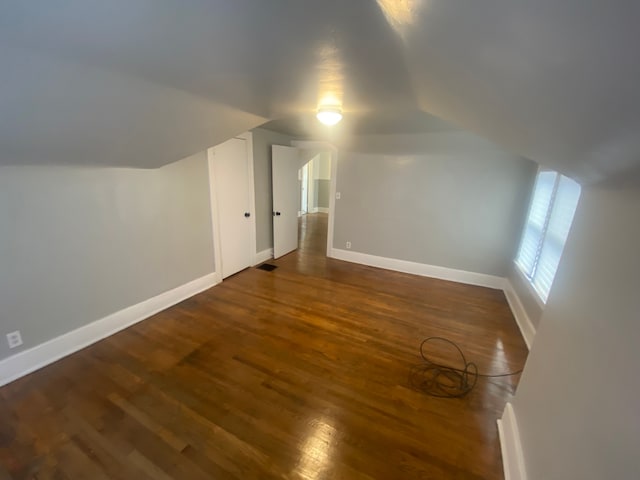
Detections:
1,2,638,479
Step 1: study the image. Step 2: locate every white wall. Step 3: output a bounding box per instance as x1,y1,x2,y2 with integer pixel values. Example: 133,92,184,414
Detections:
0,152,214,361
511,182,640,479
303,151,331,212
315,151,331,180
508,264,544,328
0,45,265,168
333,132,536,277
314,151,331,210
306,156,317,212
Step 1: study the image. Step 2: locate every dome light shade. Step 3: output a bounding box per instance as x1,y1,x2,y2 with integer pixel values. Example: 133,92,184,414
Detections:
316,106,343,126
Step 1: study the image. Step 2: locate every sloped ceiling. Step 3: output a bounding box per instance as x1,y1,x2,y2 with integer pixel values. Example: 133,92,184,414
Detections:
0,1,638,182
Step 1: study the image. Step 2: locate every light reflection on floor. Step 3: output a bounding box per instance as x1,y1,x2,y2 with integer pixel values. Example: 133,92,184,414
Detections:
293,416,338,480
480,337,520,412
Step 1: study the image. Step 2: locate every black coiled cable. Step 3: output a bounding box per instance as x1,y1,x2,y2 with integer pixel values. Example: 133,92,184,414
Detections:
409,337,523,398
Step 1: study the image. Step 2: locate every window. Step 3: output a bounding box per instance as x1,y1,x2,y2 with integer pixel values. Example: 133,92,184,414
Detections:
515,170,581,303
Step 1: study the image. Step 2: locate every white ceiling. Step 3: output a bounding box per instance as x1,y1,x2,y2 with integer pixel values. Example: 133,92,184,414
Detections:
0,1,638,182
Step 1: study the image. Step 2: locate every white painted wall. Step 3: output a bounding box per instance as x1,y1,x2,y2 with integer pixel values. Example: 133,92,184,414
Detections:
0,152,214,361
305,155,318,212
0,45,265,168
316,151,332,180
302,151,331,212
334,132,536,277
314,151,331,210
508,264,544,328
511,182,640,479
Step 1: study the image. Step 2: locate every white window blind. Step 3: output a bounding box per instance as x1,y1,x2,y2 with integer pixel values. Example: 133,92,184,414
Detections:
515,170,581,303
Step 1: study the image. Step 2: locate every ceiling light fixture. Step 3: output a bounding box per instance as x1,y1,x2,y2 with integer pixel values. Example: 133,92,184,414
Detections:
316,106,343,126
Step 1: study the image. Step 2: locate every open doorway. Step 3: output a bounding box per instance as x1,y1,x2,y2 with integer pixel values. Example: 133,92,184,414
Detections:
271,142,336,260
298,151,331,256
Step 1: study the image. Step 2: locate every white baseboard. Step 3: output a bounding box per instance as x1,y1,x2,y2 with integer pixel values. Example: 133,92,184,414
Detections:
330,249,505,290
326,248,534,349
503,280,536,350
0,272,219,387
254,248,274,265
497,403,528,480
316,207,329,214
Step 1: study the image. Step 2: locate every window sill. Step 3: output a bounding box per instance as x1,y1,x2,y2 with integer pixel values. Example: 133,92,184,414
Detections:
513,261,546,310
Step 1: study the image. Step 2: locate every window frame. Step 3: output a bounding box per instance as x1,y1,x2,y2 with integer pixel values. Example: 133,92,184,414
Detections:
513,255,546,309
514,168,580,305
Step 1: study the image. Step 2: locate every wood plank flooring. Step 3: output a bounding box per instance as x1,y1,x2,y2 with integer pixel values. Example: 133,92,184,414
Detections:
0,213,528,479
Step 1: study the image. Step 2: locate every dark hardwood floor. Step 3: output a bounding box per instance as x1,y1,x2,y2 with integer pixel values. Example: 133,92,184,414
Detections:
0,213,528,479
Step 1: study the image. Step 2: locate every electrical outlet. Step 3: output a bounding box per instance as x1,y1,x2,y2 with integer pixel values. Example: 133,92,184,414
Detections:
7,331,23,349
336,192,341,200
346,241,352,249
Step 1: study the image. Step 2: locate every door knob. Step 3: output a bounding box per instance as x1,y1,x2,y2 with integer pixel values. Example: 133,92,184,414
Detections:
244,212,250,217
273,211,281,216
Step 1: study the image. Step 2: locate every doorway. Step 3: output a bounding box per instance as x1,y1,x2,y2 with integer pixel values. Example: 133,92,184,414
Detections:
272,142,337,260
297,152,331,256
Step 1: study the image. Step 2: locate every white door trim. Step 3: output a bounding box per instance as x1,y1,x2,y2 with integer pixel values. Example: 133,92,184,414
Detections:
206,147,223,284
291,140,337,257
242,131,258,266
207,132,257,282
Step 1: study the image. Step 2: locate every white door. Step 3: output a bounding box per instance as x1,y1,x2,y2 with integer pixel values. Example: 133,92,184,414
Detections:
212,137,253,278
272,145,300,259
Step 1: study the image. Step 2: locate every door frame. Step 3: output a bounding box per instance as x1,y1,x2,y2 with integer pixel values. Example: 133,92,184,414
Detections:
300,161,309,215
291,140,338,258
207,131,257,283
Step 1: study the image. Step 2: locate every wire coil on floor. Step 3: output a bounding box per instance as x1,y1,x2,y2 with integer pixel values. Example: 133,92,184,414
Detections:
409,337,523,398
